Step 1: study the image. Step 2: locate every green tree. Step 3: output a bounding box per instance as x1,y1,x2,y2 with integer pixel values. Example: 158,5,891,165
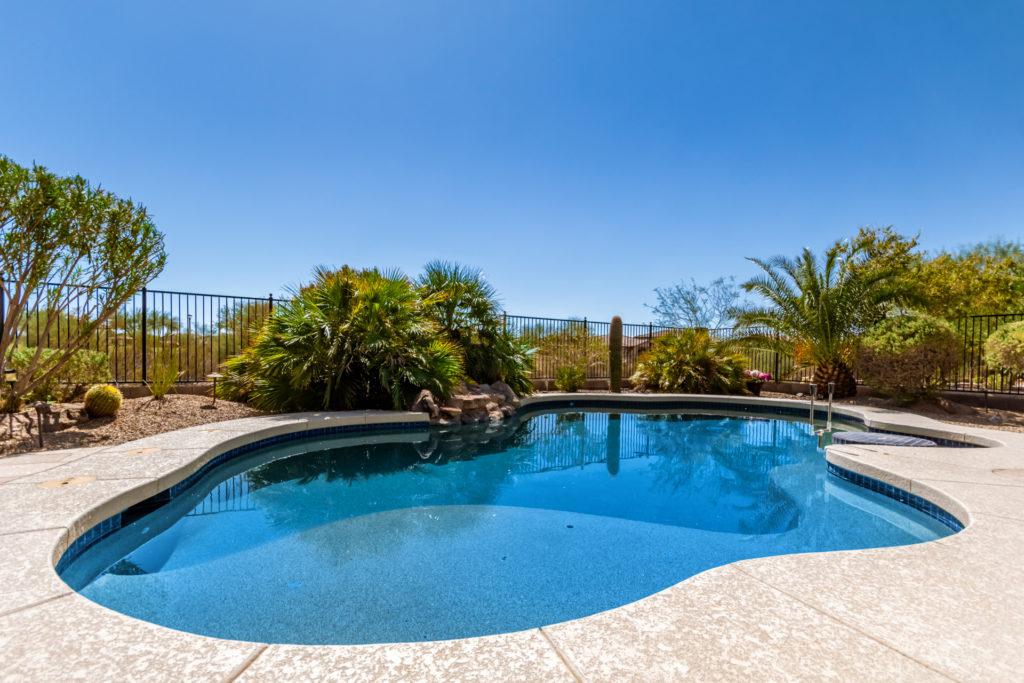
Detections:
734,241,914,398
918,245,1024,318
0,156,166,407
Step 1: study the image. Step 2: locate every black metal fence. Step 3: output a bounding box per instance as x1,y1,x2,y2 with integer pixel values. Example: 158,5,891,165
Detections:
4,281,1021,394
949,313,1024,394
3,283,273,384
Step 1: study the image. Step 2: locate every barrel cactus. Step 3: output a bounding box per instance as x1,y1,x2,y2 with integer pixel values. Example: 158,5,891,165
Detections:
609,316,623,393
84,384,123,418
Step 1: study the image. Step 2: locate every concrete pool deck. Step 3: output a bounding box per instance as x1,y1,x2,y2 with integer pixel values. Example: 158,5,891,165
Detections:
0,394,1021,681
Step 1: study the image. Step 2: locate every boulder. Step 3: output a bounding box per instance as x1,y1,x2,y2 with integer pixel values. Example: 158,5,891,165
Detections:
409,389,440,419
491,381,520,406
439,406,463,421
450,394,488,411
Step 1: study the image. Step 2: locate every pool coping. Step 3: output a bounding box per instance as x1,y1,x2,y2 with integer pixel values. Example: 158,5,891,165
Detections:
1,394,1023,680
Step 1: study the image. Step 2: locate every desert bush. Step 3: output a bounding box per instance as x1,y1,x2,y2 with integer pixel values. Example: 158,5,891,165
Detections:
417,261,533,395
856,313,958,402
631,329,747,394
222,266,464,412
984,321,1024,376
0,156,165,406
554,364,586,392
8,347,111,402
84,383,122,417
147,355,181,399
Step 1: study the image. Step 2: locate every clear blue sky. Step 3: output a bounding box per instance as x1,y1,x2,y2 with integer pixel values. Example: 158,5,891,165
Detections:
2,1,1022,321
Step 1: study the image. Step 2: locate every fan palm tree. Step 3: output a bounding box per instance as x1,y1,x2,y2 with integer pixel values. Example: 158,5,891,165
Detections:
221,266,463,412
733,242,913,398
417,260,534,395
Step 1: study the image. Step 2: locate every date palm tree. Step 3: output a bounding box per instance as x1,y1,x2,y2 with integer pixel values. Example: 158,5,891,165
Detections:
733,242,913,398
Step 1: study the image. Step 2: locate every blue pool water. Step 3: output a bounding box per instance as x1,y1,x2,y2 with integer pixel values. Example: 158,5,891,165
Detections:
62,410,953,644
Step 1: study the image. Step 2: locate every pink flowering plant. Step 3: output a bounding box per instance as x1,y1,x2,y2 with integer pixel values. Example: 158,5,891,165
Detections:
744,369,772,383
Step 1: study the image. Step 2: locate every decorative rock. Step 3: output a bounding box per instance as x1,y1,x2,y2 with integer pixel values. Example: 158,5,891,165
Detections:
409,390,440,419
420,381,522,426
439,406,463,421
491,381,518,405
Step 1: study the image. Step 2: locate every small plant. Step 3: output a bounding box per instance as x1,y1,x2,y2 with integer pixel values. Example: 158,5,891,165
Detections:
632,329,747,394
147,355,181,399
985,321,1024,378
554,364,587,392
84,384,123,418
609,316,623,393
857,313,958,402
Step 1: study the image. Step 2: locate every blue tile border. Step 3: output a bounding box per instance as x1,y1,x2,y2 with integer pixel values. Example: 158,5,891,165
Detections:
827,461,965,532
55,420,427,575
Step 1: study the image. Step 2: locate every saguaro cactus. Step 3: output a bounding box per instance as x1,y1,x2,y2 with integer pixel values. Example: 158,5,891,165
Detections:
609,316,623,393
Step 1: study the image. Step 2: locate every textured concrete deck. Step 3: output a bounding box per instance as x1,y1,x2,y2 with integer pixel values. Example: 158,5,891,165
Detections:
0,396,1022,681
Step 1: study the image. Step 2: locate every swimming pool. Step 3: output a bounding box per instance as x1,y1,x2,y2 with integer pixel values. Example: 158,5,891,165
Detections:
60,410,955,645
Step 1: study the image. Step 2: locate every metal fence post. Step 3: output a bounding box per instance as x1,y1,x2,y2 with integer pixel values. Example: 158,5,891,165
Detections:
268,293,274,313
141,287,148,382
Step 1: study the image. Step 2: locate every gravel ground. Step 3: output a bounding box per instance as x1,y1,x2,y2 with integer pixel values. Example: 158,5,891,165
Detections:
761,391,1024,434
0,394,262,456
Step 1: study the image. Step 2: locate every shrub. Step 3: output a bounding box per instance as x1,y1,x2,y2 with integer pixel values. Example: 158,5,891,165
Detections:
8,347,111,402
857,313,958,402
984,321,1024,376
222,266,464,412
416,261,534,395
84,383,122,417
631,329,747,394
554,364,586,392
147,355,181,399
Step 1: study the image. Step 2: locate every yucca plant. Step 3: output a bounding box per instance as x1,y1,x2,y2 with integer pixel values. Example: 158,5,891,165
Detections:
417,260,534,395
221,266,463,412
631,329,747,394
734,242,915,398
147,354,181,399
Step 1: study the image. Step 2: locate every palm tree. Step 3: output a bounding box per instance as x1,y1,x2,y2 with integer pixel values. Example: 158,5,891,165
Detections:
733,242,912,398
221,266,463,411
417,260,534,395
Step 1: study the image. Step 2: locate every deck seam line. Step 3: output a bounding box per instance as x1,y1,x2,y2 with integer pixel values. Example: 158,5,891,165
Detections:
539,627,586,682
0,449,110,483
733,565,961,682
0,525,65,538
0,591,71,619
223,644,268,682
912,477,1024,489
